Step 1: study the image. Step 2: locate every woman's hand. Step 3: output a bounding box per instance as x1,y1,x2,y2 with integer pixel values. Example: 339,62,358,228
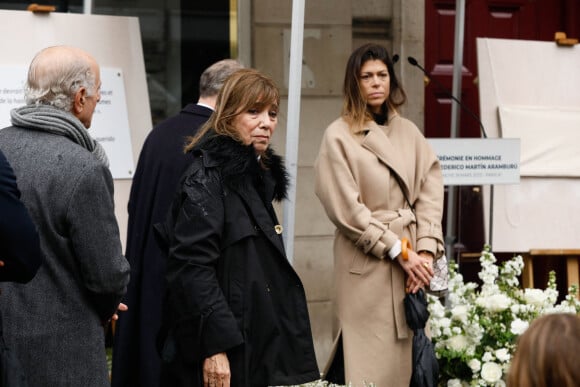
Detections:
203,352,230,387
398,249,434,294
111,302,128,321
103,302,128,327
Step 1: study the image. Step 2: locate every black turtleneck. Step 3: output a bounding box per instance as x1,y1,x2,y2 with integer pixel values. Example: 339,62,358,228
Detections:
371,105,388,125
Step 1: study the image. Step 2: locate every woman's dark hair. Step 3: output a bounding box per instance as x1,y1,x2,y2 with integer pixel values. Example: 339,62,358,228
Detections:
342,43,406,131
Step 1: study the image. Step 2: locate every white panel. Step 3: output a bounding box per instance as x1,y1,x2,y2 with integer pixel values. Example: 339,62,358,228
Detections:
499,105,580,177
476,38,580,252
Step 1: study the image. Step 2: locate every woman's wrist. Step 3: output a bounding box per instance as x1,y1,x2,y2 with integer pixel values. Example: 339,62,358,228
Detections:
418,250,435,259
385,239,401,260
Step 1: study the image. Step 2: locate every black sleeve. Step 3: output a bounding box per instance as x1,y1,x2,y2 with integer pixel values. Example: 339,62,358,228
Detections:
159,165,243,361
0,150,43,283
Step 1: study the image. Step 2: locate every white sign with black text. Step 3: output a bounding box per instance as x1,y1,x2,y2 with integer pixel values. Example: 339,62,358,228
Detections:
427,138,520,186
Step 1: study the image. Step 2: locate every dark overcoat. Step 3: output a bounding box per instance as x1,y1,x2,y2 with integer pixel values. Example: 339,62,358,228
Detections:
112,103,213,387
0,149,42,283
155,134,320,387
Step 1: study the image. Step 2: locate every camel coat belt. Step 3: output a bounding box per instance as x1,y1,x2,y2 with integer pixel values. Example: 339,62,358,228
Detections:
352,208,416,339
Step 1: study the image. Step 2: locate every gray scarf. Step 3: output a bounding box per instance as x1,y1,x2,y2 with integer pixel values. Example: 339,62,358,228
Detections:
10,105,109,167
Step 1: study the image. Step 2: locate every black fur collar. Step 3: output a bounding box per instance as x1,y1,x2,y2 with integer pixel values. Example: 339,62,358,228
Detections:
194,132,289,202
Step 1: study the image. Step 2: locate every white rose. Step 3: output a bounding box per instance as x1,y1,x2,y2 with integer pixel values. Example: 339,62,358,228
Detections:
510,318,529,335
476,294,511,312
447,379,462,387
495,380,507,387
447,335,469,352
523,288,547,307
439,317,452,329
482,352,494,362
468,358,481,372
481,362,503,383
451,305,469,322
430,301,446,318
495,348,511,362
486,294,512,312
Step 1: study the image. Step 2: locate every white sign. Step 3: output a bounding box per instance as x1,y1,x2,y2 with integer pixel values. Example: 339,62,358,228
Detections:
428,138,520,185
0,65,135,179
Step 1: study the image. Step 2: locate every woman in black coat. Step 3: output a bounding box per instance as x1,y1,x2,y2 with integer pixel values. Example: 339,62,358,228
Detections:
155,68,319,387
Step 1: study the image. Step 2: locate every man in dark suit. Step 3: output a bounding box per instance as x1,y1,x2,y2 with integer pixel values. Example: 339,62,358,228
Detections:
111,59,243,387
0,149,42,283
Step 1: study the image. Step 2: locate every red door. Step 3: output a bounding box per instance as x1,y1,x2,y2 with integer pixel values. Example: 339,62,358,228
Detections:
424,0,580,254
424,0,578,139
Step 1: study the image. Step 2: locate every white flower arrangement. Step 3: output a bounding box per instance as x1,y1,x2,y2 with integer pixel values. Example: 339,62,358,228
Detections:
427,246,580,386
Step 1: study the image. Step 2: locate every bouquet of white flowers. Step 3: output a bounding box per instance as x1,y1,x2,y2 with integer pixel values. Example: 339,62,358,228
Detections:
427,246,580,387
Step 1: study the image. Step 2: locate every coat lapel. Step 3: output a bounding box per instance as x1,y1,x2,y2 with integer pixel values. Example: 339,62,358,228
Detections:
237,185,287,259
360,121,411,196
197,133,289,260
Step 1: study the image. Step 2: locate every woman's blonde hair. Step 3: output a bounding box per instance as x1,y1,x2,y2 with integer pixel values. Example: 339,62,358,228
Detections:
185,68,280,152
507,313,580,387
342,43,406,132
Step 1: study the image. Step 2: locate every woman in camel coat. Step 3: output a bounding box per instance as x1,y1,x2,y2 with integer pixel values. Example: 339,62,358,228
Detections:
314,43,444,387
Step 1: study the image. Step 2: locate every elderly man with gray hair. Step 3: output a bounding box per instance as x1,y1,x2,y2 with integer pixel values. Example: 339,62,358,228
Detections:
0,45,130,386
